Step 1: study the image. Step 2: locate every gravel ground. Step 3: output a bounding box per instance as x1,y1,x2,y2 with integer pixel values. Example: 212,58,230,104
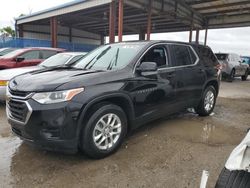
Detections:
0,78,250,188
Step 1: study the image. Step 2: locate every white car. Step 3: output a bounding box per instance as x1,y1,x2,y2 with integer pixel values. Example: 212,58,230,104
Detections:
215,131,250,187
0,52,86,101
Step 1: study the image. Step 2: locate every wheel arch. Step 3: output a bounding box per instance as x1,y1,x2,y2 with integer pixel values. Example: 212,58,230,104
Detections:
204,79,219,97
76,93,135,141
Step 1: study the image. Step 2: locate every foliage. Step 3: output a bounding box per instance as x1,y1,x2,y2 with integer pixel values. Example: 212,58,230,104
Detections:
0,26,15,37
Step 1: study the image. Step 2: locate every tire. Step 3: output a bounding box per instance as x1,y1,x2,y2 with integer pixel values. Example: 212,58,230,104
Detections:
242,70,249,81
228,69,235,82
215,168,250,188
195,85,217,116
80,103,127,159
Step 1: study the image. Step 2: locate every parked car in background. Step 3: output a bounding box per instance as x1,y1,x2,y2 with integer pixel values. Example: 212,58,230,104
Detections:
241,56,250,75
0,47,65,70
241,56,250,65
0,48,17,56
216,130,250,188
215,53,249,81
7,41,221,159
0,52,86,101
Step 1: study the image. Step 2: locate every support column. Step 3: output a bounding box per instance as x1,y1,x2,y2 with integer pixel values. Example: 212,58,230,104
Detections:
139,30,145,40
101,35,105,45
195,29,199,44
109,1,115,43
146,0,152,41
118,0,124,42
189,29,193,43
204,28,208,46
69,27,72,43
189,14,193,43
18,24,24,38
50,17,58,48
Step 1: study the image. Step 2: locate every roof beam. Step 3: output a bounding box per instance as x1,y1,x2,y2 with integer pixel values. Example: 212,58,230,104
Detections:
16,0,112,25
125,0,204,29
186,0,220,6
195,0,250,11
208,13,250,28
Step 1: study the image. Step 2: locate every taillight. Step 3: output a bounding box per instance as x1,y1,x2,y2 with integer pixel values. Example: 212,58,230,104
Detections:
215,64,222,70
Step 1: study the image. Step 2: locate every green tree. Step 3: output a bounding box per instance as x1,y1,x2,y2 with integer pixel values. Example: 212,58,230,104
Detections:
0,26,15,37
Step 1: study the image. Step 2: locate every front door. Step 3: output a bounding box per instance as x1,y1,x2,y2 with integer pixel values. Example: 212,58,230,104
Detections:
130,44,177,125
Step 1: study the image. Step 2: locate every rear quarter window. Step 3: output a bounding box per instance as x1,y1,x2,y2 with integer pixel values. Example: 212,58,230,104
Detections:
198,46,218,66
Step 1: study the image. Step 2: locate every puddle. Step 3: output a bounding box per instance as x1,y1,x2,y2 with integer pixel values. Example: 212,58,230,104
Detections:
0,137,22,187
156,119,244,146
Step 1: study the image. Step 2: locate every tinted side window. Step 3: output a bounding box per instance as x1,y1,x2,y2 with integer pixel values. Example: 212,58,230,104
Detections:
141,45,167,68
170,45,193,66
21,50,40,60
197,46,218,66
41,50,57,59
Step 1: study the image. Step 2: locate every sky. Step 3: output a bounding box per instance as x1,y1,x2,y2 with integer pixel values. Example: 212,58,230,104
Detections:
1,0,250,56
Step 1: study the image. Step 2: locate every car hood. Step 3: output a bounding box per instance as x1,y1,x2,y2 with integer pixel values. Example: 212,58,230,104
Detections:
0,66,39,80
9,68,111,92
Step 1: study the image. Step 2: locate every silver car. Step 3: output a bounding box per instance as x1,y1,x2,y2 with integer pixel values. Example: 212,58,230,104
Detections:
0,52,86,101
215,53,249,82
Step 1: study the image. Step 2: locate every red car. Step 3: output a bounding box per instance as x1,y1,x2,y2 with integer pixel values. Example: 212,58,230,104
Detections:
0,47,65,69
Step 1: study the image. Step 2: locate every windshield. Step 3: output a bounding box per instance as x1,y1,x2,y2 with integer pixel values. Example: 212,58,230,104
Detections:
0,48,16,56
1,49,25,58
215,53,228,61
74,43,145,70
40,54,72,67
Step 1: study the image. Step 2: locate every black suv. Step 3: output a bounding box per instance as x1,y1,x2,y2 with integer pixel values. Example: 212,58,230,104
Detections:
7,41,220,158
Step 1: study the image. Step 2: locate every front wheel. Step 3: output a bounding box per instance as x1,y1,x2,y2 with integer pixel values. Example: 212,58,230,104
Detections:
242,70,248,81
195,86,217,116
228,69,235,82
80,103,127,159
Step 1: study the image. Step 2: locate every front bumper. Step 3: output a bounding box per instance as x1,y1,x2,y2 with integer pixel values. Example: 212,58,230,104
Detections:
7,98,83,153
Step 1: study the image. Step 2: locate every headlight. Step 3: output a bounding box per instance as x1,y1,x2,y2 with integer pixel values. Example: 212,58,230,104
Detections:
0,80,8,86
32,88,84,104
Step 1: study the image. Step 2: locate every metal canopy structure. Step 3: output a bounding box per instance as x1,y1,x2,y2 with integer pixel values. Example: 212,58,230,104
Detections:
16,0,250,47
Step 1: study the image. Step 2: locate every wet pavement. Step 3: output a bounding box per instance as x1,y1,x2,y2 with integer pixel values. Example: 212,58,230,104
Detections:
0,78,250,188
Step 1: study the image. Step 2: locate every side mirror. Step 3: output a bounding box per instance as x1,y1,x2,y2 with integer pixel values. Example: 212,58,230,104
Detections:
136,62,157,73
16,56,25,62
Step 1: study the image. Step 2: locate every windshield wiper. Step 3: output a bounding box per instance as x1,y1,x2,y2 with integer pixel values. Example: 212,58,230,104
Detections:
107,48,119,70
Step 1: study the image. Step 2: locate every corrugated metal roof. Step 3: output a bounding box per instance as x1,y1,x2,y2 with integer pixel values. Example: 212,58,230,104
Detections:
16,0,250,35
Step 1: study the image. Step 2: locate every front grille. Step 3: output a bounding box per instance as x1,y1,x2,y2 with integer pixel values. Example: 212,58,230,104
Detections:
9,89,30,98
8,99,28,123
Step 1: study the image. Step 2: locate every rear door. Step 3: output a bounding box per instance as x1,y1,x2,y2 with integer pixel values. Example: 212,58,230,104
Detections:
168,44,206,107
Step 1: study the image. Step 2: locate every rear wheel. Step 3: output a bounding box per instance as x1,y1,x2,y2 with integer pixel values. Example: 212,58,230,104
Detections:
80,103,127,159
215,168,250,188
228,69,235,82
196,85,217,116
242,69,248,81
